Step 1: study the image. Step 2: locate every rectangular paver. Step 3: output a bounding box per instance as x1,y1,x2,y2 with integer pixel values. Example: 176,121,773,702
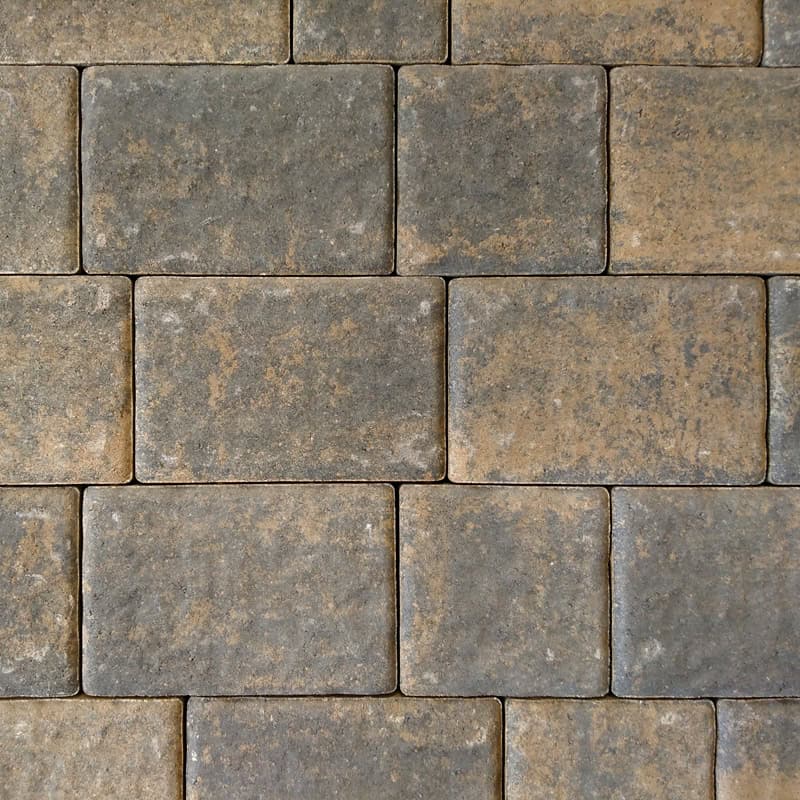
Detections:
611,68,800,273
613,488,800,697
82,66,394,275
448,277,765,485
0,276,132,484
400,485,608,696
187,696,501,800
398,66,606,275
764,0,800,65
135,277,445,482
83,484,396,696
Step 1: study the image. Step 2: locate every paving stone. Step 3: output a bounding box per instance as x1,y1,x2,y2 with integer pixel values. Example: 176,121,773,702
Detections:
448,277,765,485
82,66,394,275
613,488,800,697
135,277,445,482
610,67,800,274
0,276,132,484
0,488,78,697
717,700,800,800
0,67,78,274
83,484,396,696
187,696,501,800
397,66,606,276
0,698,181,798
0,2,288,64
764,0,800,65
506,699,715,800
769,278,800,484
400,485,609,696
294,0,447,63
452,0,761,65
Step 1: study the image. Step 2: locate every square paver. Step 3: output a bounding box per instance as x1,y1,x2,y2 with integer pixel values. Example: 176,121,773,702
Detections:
0,276,132,484
83,484,396,696
0,67,78,274
613,488,800,697
398,66,606,275
764,0,800,65
82,66,394,275
400,485,609,696
611,67,800,273
187,696,501,800
448,277,766,484
0,488,78,697
135,277,445,482
506,699,714,800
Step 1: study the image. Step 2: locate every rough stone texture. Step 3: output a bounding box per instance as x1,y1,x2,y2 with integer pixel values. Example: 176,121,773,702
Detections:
397,66,606,276
0,488,78,697
0,698,182,798
717,700,800,800
448,277,765,485
764,0,800,65
135,277,445,482
0,2,288,64
0,67,78,274
294,0,447,63
0,276,132,484
610,67,800,274
400,485,609,696
613,488,800,697
187,696,501,800
769,279,800,484
83,484,396,696
82,66,394,275
452,0,761,65
506,699,715,800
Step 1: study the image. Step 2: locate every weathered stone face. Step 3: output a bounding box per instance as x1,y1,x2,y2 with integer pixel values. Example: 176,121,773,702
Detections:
0,276,132,484
0,2,289,64
448,277,766,485
717,700,800,800
613,488,800,697
82,66,394,275
610,67,800,273
187,696,501,800
294,0,448,63
135,277,445,482
0,698,182,799
506,699,715,800
0,488,78,697
83,484,396,696
452,0,761,65
397,66,606,275
399,485,609,696
764,0,800,65
0,67,78,274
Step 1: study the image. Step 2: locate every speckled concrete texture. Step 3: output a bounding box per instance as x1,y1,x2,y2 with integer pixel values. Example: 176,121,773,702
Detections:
764,0,800,65
187,696,501,800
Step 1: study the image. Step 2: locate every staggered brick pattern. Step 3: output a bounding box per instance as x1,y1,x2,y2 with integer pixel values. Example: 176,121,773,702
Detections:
1,2,799,798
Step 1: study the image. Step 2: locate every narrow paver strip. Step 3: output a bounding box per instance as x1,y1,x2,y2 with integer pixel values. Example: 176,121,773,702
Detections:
764,0,800,65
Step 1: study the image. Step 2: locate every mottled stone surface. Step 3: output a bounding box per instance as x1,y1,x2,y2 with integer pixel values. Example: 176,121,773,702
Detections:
717,700,800,799
83,484,396,695
769,279,800,484
613,488,800,697
400,485,609,696
294,0,447,63
506,699,715,800
135,277,444,482
397,66,606,276
0,488,78,697
611,68,800,274
82,66,393,275
0,67,78,274
0,277,132,484
187,696,501,800
0,1,288,64
0,698,182,798
764,0,800,65
448,277,765,484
